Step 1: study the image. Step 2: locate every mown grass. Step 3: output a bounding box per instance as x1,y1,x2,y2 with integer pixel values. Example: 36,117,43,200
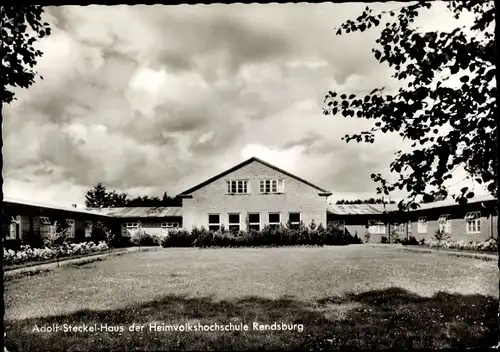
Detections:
4,245,498,351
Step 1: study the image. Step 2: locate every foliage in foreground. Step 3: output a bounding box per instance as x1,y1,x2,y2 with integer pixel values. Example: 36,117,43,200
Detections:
129,223,364,248
1,5,52,104
324,1,496,208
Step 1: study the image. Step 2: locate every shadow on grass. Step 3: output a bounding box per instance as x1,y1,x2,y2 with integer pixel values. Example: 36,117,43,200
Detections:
5,287,498,351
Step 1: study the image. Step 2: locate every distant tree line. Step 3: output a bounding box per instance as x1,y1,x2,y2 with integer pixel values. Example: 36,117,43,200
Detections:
336,198,396,205
84,183,182,208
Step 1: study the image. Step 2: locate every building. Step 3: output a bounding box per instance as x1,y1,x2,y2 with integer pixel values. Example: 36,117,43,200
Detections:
3,197,113,249
2,157,498,247
404,195,498,242
327,203,399,242
327,195,498,243
177,157,332,232
89,207,183,238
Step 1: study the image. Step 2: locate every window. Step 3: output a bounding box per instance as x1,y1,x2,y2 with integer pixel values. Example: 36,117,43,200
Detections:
84,221,93,238
226,180,249,194
39,217,51,225
407,220,412,235
438,214,451,234
288,212,301,229
65,219,76,238
7,224,18,239
125,223,139,228
228,213,241,232
161,222,179,228
465,211,481,233
7,216,20,240
368,220,385,234
417,217,427,234
259,179,285,194
248,213,261,232
397,223,406,233
269,213,281,229
208,214,221,232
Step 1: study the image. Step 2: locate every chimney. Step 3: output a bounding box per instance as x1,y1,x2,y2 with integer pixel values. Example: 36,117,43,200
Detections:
72,204,77,208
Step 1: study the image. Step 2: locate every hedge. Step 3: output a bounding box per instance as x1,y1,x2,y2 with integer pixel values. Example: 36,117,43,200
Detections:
157,222,363,248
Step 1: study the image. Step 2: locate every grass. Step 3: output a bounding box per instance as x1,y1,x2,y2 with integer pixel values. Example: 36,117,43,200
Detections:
4,245,498,351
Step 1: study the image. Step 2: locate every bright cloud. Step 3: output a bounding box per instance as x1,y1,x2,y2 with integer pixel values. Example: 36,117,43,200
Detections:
2,3,489,207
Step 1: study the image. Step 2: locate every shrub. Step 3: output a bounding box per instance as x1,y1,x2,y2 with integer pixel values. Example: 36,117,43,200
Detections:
43,221,68,248
433,229,451,251
401,236,419,245
161,229,196,247
130,229,157,247
157,223,364,248
364,231,371,243
150,232,169,246
381,236,389,244
391,231,401,244
90,221,119,247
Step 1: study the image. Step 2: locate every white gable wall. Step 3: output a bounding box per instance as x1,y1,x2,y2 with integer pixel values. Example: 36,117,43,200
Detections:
182,160,329,231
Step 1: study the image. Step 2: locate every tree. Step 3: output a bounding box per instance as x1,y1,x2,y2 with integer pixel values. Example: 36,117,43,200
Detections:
433,228,451,253
323,1,498,346
43,220,68,268
85,183,129,208
1,6,51,104
85,183,110,208
1,7,51,349
107,190,129,207
323,1,496,209
84,183,182,208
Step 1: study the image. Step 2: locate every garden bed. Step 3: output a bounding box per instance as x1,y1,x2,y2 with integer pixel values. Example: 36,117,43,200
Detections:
403,238,497,254
4,247,127,271
403,244,498,255
3,241,110,268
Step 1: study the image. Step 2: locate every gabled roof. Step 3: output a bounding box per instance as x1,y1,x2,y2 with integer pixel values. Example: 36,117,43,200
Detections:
327,195,496,215
409,194,496,211
88,207,182,218
178,156,331,196
3,197,112,217
328,203,399,215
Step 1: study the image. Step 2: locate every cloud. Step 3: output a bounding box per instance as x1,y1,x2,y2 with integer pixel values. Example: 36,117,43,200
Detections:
2,3,482,206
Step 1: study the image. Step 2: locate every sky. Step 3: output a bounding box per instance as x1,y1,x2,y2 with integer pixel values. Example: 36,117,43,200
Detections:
2,2,490,207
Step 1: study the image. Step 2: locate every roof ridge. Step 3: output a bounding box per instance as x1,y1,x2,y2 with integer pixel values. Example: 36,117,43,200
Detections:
178,156,330,195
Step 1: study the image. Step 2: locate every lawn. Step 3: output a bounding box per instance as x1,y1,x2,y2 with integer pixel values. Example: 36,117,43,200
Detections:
4,245,498,351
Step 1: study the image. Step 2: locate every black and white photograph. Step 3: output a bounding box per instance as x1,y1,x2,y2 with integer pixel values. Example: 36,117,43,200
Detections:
1,2,499,350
